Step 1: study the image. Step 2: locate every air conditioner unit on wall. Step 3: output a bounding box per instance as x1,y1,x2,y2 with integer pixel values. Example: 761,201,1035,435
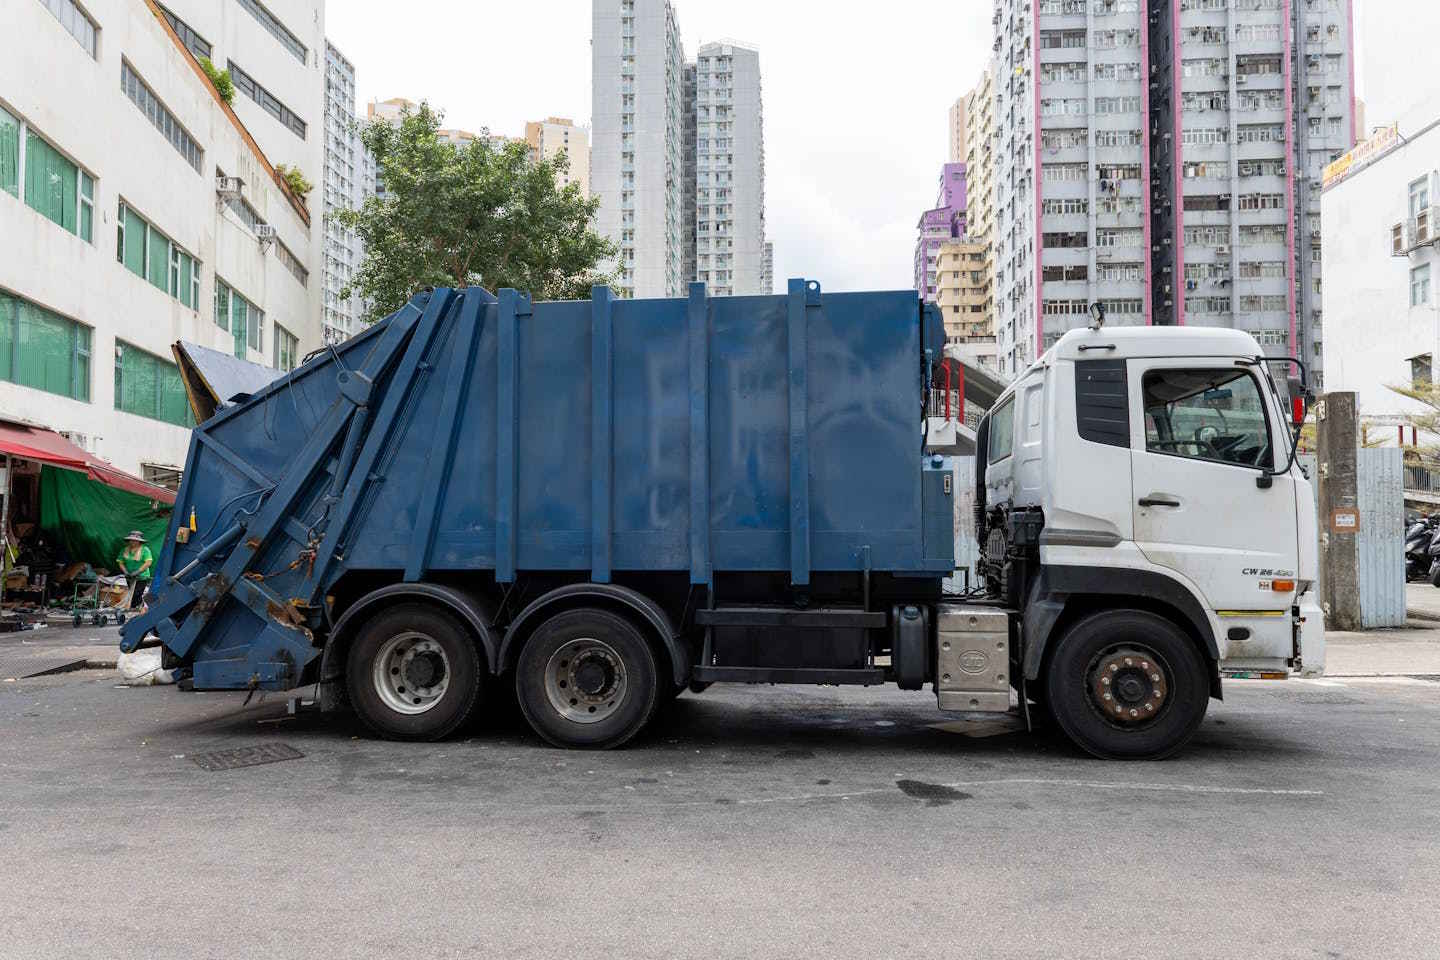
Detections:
255,223,277,251
215,176,244,203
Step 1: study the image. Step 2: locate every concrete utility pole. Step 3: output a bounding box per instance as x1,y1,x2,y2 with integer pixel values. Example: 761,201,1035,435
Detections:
1316,391,1362,631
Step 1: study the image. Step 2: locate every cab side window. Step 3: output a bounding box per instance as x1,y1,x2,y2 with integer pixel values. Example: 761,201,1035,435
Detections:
988,396,1015,464
1142,368,1272,469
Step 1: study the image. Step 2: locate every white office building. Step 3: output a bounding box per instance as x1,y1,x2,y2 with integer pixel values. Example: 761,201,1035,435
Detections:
592,0,686,298
525,117,590,198
1322,121,1440,436
593,2,768,298
692,41,766,296
322,40,372,342
1,0,325,476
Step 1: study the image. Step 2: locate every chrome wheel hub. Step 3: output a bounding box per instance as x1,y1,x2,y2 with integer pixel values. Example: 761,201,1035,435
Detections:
544,637,628,724
372,631,450,715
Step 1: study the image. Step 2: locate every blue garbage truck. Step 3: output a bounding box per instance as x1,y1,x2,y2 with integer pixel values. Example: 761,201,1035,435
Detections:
121,280,1321,758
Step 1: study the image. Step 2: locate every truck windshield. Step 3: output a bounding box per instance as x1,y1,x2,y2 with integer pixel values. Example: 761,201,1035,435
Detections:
1142,368,1272,469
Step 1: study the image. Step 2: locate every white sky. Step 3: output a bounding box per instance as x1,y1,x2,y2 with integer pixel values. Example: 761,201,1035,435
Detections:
326,0,1440,293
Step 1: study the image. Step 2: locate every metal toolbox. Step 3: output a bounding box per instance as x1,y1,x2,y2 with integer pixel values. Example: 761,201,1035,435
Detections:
935,605,1011,712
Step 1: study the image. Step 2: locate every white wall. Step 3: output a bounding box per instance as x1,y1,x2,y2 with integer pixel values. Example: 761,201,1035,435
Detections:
0,0,320,474
1321,119,1440,426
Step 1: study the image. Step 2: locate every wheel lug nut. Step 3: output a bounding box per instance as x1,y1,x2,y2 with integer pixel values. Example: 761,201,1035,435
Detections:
1151,673,1160,682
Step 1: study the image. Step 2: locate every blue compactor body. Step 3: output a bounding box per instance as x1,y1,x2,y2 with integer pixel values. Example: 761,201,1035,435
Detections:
122,280,955,745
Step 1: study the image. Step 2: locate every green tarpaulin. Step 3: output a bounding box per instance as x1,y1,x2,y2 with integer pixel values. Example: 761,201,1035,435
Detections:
38,466,171,572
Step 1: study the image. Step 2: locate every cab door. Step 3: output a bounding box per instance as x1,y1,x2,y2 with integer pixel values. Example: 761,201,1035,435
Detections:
1127,359,1299,662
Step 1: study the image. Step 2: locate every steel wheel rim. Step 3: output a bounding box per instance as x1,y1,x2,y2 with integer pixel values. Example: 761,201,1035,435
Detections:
543,637,628,724
1085,644,1171,729
372,631,450,715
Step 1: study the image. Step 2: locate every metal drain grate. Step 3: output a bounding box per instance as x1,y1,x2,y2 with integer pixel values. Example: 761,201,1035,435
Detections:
191,743,304,771
0,655,88,681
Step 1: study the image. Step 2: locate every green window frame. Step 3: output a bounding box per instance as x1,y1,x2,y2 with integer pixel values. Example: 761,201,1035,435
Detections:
116,202,201,309
272,322,298,371
214,278,230,331
20,123,93,242
216,279,262,359
0,288,91,402
113,340,192,427
0,105,18,197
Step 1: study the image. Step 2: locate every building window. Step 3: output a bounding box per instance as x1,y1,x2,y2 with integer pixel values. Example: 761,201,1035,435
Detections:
121,61,203,173
0,288,91,402
116,202,200,309
1412,264,1432,307
216,278,263,359
1410,176,1432,219
236,0,307,64
37,0,98,58
1411,354,1433,388
229,62,307,139
14,121,93,243
114,341,191,426
272,322,298,371
0,106,17,197
158,4,211,60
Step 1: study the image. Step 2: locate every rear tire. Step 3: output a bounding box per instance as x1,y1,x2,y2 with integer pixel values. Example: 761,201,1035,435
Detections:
346,604,484,741
1044,610,1210,760
515,608,659,749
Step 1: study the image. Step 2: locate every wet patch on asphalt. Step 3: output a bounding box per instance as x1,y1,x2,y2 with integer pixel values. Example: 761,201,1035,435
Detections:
895,779,972,807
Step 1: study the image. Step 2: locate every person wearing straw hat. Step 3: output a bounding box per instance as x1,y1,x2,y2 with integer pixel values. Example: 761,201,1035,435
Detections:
115,531,153,610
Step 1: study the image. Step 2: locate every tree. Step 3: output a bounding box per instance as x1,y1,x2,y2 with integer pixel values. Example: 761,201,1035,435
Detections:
338,102,617,323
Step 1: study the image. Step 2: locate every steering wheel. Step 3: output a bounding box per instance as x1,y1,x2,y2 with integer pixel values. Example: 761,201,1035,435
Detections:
1193,425,1222,458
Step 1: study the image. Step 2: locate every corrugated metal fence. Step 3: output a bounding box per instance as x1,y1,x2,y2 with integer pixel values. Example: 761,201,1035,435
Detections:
1356,447,1406,628
1299,449,1405,628
946,456,981,593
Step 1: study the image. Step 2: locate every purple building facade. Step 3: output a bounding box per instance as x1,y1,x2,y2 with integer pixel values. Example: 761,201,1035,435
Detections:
913,162,967,301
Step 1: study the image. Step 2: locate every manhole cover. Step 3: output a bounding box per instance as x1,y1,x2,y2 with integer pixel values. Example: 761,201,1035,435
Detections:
191,743,304,772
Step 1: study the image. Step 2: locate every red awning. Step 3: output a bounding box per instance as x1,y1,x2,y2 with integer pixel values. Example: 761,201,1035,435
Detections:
0,421,177,504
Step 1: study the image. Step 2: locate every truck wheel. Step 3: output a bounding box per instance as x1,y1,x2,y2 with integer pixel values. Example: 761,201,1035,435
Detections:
515,608,659,750
1044,610,1209,761
346,604,484,741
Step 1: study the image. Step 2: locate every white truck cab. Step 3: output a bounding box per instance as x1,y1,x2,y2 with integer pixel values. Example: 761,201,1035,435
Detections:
973,324,1323,759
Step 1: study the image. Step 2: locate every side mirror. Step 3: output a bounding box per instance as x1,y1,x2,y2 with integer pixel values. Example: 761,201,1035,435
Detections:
1287,377,1310,426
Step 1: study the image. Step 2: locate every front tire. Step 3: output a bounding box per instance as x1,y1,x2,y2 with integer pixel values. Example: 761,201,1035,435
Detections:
515,608,659,749
346,604,484,741
1044,610,1210,760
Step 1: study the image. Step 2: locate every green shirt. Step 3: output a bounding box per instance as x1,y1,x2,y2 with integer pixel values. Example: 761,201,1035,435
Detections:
116,545,153,577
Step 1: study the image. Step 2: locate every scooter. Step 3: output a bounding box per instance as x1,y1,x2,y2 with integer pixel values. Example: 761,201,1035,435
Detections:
1426,521,1440,587
1406,515,1437,581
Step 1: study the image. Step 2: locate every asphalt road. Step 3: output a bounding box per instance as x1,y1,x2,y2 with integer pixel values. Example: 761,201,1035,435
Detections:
1,667,1438,959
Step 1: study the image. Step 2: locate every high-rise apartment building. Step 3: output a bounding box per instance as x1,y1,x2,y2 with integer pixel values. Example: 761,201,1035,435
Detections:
322,40,373,343
592,0,686,298
1,0,325,475
524,117,591,197
949,96,968,164
963,65,997,352
913,163,967,301
761,240,774,295
935,239,996,368
692,41,766,296
990,0,1353,378
593,2,768,298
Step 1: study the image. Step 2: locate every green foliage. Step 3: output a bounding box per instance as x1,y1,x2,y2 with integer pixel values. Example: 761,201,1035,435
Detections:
337,102,617,322
198,56,234,104
275,164,312,198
